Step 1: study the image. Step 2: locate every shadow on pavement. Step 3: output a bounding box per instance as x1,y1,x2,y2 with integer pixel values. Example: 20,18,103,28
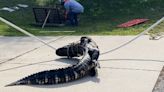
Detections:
28,76,100,88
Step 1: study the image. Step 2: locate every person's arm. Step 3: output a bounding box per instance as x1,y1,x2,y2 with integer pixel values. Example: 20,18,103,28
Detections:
64,10,68,19
64,3,70,19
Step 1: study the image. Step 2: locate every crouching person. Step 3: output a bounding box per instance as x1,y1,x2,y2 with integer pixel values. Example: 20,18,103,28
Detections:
59,0,84,26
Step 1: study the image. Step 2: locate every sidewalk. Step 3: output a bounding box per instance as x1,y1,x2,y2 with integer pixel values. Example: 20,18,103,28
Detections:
0,36,164,92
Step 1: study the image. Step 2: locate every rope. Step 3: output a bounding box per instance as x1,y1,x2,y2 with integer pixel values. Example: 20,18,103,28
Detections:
100,17,164,55
1,16,164,71
0,59,161,72
0,36,68,65
0,17,56,50
0,60,56,72
67,46,70,58
99,58,164,63
0,17,74,65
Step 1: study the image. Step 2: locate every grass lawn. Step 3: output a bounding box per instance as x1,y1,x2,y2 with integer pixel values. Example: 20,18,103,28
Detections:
0,0,164,36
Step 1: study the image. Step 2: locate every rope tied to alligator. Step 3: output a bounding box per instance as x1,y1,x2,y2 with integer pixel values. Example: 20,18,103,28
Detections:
100,17,164,55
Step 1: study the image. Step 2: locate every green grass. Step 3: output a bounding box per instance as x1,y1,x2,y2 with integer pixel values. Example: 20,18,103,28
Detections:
149,21,164,34
0,0,164,36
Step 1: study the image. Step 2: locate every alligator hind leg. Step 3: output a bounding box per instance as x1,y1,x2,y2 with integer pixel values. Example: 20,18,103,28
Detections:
89,68,98,77
56,45,84,58
56,48,69,57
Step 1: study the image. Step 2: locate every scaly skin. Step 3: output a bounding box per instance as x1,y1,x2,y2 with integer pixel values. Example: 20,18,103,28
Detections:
6,43,96,86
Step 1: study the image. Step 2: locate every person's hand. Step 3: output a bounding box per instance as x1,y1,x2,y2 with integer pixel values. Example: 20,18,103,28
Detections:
64,14,67,20
64,11,68,20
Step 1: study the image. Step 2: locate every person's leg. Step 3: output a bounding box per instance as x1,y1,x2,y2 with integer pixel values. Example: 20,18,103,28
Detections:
73,13,79,26
68,12,75,26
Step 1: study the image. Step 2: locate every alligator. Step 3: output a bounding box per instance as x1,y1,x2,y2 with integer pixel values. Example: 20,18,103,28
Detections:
6,37,99,86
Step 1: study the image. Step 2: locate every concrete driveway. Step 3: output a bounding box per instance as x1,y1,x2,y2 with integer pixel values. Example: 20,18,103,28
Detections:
0,36,164,92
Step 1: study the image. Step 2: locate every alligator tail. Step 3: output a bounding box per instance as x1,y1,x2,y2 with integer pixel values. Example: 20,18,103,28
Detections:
6,42,97,86
6,60,94,86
